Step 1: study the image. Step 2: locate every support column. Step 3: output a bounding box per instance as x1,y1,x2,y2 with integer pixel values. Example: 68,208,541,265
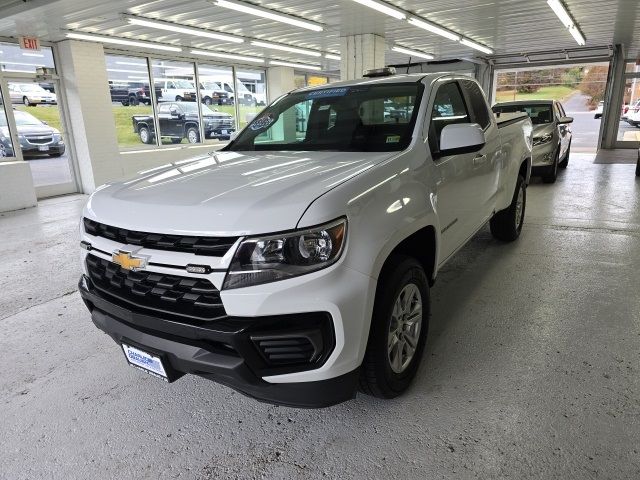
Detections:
56,40,122,193
266,66,297,142
340,34,386,81
601,44,626,150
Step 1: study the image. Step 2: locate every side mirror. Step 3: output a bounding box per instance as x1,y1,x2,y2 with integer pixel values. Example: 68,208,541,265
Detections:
439,123,486,153
558,116,574,124
170,109,179,117
42,121,48,125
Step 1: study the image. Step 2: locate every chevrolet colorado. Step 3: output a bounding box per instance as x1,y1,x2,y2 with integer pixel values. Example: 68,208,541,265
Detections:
79,73,533,407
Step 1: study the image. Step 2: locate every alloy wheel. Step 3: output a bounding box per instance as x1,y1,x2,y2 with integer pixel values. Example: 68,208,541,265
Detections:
388,283,423,374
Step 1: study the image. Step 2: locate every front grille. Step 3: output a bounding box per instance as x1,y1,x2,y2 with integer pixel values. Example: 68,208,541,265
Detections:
25,135,53,145
86,254,226,321
84,218,238,257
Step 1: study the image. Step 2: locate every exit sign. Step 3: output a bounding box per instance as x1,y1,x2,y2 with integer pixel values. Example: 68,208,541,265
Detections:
19,36,40,51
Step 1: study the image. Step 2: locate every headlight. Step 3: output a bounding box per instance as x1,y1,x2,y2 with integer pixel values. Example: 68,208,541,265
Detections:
223,218,347,290
533,133,553,146
53,133,62,142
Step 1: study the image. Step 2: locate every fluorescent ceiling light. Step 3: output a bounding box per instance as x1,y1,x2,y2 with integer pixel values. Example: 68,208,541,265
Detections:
392,46,434,60
66,32,182,52
213,0,323,32
459,38,494,55
22,52,44,57
127,75,148,79
325,53,341,61
251,40,321,57
2,68,34,73
568,26,586,46
350,0,406,20
125,16,243,44
190,49,264,63
269,60,321,71
0,61,45,66
547,0,573,27
107,68,147,74
116,61,147,66
407,17,461,41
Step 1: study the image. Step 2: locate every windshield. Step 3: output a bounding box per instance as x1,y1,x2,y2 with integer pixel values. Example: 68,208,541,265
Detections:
493,104,553,125
228,83,423,152
20,84,47,93
174,80,194,89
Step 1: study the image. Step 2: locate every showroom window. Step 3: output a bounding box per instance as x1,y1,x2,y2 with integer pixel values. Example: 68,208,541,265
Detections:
197,63,236,145
0,42,55,74
235,68,267,128
105,55,155,150
0,88,16,159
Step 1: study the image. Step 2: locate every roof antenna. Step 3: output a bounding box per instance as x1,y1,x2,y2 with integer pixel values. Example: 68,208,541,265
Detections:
407,57,411,74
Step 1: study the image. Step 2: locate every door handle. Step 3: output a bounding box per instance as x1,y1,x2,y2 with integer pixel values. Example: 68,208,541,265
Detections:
473,154,487,166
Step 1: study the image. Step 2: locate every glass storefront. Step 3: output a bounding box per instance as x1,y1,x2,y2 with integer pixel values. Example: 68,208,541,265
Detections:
617,63,640,144
106,54,268,150
1,42,75,193
0,87,16,159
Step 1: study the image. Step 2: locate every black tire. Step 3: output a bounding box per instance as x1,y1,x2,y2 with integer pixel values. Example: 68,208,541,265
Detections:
128,95,139,106
138,126,153,144
23,96,32,107
175,96,183,102
490,174,526,242
359,255,430,398
186,127,199,144
542,147,559,183
559,142,571,169
203,97,212,106
170,138,182,144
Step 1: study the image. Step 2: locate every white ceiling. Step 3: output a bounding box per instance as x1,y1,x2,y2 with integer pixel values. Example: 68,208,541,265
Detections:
0,0,638,71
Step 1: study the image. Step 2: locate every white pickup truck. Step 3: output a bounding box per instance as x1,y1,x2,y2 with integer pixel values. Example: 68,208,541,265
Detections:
79,72,532,407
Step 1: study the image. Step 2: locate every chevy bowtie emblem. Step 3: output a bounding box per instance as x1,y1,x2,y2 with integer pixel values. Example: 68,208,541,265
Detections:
112,250,148,271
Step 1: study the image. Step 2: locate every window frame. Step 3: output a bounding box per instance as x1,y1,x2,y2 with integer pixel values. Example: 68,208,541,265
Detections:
428,80,472,158
460,79,492,130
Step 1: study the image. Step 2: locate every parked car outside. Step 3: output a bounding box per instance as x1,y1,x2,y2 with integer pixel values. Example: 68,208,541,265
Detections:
493,100,573,183
200,81,232,106
594,101,604,119
626,100,640,127
132,102,235,144
9,83,57,106
79,73,533,407
155,79,197,102
0,109,65,157
109,81,161,106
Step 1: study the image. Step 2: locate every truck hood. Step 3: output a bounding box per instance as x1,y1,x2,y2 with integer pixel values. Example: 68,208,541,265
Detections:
85,150,395,236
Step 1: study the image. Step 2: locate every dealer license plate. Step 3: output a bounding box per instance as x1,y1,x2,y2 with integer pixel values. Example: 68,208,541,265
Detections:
221,129,228,135
122,343,168,381
38,145,49,152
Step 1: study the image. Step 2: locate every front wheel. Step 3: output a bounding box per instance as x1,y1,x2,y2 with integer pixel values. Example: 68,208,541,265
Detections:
490,174,526,242
559,142,571,169
186,127,199,144
175,96,183,102
542,147,559,183
23,96,32,106
359,255,429,398
203,97,212,106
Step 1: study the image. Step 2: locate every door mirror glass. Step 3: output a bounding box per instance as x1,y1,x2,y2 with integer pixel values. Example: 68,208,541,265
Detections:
439,123,486,153
558,116,574,124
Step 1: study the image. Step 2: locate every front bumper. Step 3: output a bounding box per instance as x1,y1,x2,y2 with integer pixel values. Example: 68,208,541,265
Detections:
79,276,358,407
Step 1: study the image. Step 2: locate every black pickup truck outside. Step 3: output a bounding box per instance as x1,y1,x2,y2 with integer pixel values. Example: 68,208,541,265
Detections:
131,102,235,144
109,81,163,106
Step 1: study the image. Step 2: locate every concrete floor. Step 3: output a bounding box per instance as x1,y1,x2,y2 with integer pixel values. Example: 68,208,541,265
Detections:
1,153,639,479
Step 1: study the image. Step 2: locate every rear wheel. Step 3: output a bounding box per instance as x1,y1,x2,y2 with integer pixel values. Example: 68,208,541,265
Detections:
490,174,526,242
128,95,139,106
138,126,152,144
542,147,559,183
23,96,32,107
186,127,199,144
175,96,183,102
203,97,212,106
359,255,429,398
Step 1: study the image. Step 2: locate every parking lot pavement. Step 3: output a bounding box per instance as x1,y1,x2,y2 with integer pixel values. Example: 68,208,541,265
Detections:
1,159,639,479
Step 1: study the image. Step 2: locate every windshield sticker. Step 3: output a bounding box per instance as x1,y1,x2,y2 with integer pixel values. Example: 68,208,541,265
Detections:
386,135,401,144
250,113,277,131
305,87,349,99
